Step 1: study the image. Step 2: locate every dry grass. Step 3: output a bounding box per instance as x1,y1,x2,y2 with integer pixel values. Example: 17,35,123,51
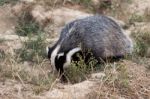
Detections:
64,55,99,83
132,31,150,57
0,52,56,94
0,0,150,98
0,6,57,94
89,60,150,98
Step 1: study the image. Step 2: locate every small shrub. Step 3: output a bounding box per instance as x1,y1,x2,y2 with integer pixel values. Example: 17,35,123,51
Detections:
16,34,47,63
16,21,40,36
16,11,42,36
15,8,43,36
129,14,144,24
104,63,129,88
132,31,150,57
65,53,98,83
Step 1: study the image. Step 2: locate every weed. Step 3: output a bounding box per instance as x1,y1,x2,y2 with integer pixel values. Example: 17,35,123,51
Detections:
16,21,40,36
0,0,19,6
129,14,144,24
15,34,47,63
104,62,129,88
65,53,98,83
72,0,92,7
116,63,129,87
132,31,150,57
16,11,42,36
0,54,55,94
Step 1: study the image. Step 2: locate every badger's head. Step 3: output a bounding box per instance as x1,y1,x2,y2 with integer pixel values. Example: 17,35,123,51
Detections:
46,46,81,73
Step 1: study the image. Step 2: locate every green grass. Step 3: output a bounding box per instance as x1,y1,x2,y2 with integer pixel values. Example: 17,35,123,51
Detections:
15,6,43,36
0,0,19,6
131,31,150,70
129,14,144,24
15,11,42,36
64,53,99,83
132,31,150,57
15,8,47,63
15,34,47,63
104,62,129,88
16,21,40,36
72,0,92,6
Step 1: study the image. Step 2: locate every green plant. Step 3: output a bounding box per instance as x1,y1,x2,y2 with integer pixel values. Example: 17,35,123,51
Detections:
129,14,144,24
0,38,5,43
132,31,150,57
0,0,19,6
16,21,40,36
15,10,42,36
104,63,129,88
16,34,47,63
65,53,98,83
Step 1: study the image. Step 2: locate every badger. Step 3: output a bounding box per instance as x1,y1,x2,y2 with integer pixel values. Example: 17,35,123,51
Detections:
47,15,133,74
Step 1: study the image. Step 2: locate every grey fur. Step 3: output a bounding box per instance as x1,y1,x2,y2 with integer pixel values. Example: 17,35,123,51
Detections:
48,15,133,70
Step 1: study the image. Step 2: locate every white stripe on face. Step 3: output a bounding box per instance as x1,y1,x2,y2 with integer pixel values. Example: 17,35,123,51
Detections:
57,53,64,59
50,45,61,71
63,47,81,68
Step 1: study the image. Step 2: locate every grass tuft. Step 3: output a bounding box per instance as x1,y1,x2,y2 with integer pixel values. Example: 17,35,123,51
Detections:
132,31,150,57
15,11,42,36
15,34,47,63
0,0,19,6
104,62,129,88
72,0,92,7
129,14,144,24
65,53,99,83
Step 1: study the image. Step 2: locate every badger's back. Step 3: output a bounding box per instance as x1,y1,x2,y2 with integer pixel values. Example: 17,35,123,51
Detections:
57,15,133,60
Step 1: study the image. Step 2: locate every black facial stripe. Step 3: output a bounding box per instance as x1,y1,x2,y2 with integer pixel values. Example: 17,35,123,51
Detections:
55,53,66,74
48,47,52,59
